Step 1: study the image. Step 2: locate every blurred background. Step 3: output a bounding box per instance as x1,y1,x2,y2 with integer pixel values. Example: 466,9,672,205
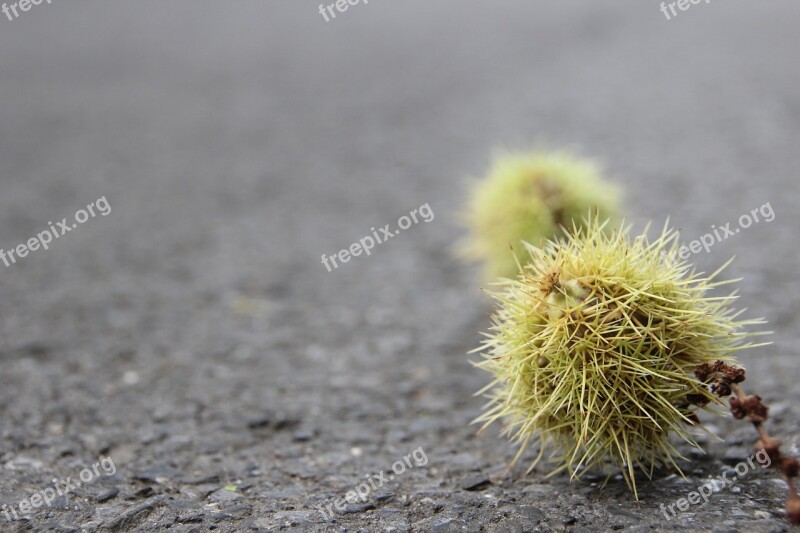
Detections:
0,1,798,530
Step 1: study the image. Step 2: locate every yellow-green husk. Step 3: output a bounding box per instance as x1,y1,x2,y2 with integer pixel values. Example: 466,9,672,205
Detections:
461,151,621,280
473,217,765,498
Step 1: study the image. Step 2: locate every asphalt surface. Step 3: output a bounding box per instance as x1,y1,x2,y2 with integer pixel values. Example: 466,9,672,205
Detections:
0,1,799,531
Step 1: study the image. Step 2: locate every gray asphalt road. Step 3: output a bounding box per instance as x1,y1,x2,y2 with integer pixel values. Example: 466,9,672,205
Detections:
1,1,799,531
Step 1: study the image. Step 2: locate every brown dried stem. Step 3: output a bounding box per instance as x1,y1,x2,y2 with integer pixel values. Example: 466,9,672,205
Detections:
695,361,800,525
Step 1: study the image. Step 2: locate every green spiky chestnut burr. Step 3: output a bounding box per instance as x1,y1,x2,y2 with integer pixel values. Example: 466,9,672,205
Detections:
473,217,766,498
460,150,621,280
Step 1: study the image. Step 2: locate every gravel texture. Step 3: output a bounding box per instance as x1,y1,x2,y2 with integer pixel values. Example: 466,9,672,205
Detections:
0,1,799,531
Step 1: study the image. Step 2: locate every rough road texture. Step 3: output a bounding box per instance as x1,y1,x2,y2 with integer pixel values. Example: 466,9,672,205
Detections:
1,1,799,531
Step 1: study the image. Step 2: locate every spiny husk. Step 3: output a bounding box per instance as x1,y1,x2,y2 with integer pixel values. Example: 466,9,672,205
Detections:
460,150,621,280
473,216,768,498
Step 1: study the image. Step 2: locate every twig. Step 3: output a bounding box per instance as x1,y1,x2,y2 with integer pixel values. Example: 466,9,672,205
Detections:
695,361,800,525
